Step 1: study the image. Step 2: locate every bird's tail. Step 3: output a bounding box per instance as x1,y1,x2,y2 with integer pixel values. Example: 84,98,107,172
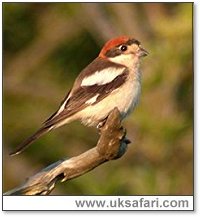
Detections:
9,126,53,156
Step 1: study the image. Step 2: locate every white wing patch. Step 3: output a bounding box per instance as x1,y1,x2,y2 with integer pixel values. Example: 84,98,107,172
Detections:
85,94,100,105
81,67,125,86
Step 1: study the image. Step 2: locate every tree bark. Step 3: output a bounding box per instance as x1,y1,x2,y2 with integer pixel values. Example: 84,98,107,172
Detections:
4,108,130,195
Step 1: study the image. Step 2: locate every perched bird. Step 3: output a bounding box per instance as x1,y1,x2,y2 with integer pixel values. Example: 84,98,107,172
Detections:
10,36,148,156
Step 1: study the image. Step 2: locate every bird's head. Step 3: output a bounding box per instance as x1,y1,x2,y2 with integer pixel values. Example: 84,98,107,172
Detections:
99,36,148,67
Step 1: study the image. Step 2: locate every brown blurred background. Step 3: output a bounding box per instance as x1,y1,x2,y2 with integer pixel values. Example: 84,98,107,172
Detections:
3,2,193,195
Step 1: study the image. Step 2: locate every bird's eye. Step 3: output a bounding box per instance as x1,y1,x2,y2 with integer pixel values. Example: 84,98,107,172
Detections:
119,45,127,52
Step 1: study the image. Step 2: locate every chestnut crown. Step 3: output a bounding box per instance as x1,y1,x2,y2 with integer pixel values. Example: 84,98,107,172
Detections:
99,36,141,58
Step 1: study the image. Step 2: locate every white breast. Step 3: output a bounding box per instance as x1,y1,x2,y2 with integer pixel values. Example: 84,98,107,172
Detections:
78,70,141,127
117,76,141,118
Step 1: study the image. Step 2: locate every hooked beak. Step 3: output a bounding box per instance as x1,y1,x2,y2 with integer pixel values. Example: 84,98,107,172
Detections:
137,46,149,57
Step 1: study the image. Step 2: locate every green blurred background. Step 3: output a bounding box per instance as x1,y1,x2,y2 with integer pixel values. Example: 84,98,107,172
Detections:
3,2,193,195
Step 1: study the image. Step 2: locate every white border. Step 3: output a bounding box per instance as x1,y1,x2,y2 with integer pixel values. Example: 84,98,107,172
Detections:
3,196,194,211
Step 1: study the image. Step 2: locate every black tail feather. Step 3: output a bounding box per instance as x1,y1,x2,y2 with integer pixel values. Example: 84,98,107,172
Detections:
9,126,52,156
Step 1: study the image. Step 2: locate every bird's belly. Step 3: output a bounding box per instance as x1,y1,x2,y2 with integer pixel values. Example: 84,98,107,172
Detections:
79,79,141,126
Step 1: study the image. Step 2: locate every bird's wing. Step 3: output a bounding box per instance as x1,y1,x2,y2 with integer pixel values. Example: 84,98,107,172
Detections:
44,69,128,127
43,57,124,125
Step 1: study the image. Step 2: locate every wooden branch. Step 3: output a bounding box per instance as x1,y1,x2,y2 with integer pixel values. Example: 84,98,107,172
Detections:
4,108,131,195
